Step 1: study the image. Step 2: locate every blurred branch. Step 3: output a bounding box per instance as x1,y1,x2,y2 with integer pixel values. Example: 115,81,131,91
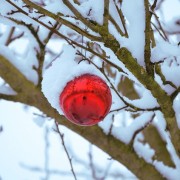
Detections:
54,121,77,180
20,162,89,177
88,145,98,180
0,126,3,133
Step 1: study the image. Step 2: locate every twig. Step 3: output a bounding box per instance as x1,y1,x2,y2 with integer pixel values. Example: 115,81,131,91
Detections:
152,12,169,41
20,162,88,177
54,121,77,180
151,22,167,41
109,105,128,113
5,27,24,46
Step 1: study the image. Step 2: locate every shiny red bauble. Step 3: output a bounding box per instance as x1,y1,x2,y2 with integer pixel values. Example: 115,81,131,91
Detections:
59,74,112,126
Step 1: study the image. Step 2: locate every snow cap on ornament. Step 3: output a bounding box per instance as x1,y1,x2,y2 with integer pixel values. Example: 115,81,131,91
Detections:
42,45,112,126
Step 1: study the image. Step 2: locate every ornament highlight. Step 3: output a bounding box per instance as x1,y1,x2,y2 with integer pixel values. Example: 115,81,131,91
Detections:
59,74,112,126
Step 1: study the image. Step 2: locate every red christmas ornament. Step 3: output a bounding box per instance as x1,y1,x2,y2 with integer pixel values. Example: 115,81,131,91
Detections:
59,74,112,126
